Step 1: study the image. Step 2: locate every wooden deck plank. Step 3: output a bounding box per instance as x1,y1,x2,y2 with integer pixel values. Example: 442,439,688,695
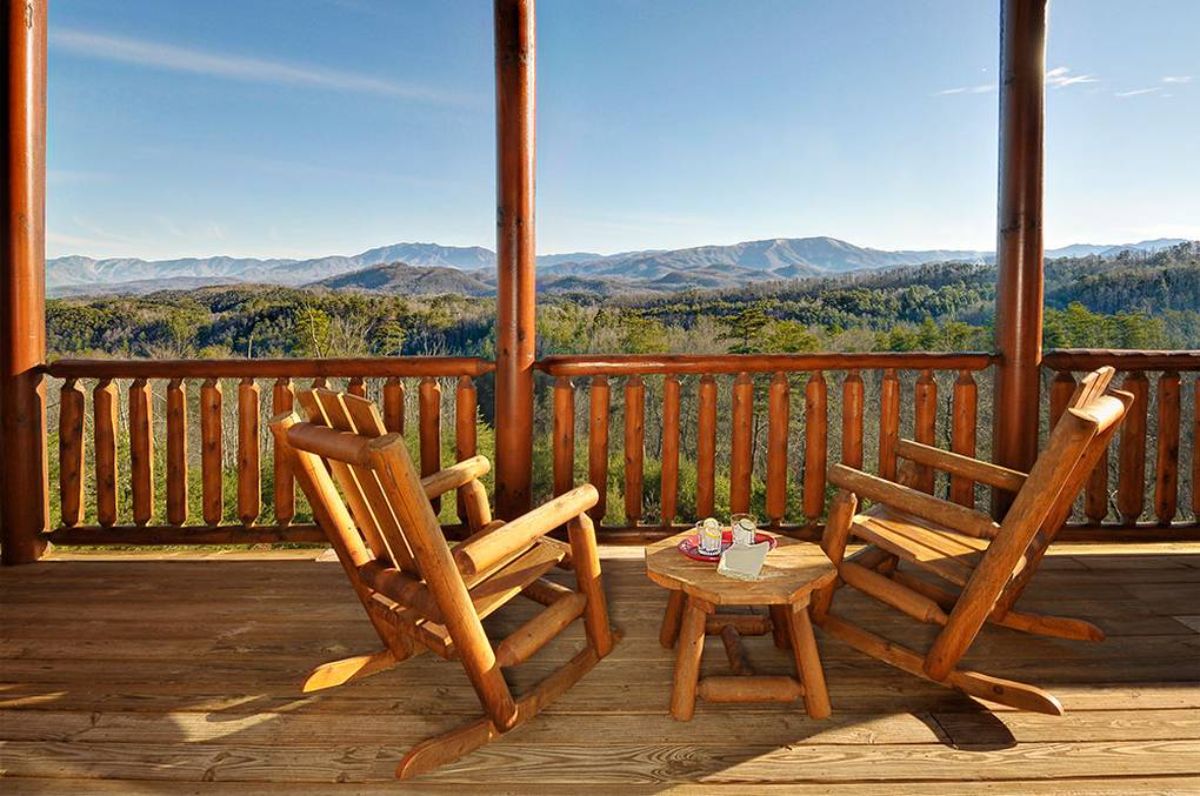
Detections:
1,544,1198,789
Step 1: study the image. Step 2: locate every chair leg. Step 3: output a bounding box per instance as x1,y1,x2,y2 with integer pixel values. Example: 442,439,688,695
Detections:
396,637,616,779
670,596,712,721
567,513,616,658
990,607,1106,642
659,590,686,648
301,648,403,693
787,601,831,719
816,612,1063,715
769,605,792,649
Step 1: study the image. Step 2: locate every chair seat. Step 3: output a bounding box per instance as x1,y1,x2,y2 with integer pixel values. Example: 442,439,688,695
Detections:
371,536,569,658
850,505,989,586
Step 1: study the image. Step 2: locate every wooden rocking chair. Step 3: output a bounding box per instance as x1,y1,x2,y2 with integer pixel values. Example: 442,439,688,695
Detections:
812,367,1132,715
269,389,618,778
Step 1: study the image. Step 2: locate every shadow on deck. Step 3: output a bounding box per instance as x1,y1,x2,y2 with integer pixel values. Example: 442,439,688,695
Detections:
1,544,1199,793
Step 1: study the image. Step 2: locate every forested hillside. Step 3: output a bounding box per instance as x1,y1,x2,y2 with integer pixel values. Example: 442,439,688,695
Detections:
47,242,1200,360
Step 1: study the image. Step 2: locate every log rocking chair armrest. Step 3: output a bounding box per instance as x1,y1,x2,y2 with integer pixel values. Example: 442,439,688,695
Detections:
421,455,492,499
827,464,999,540
896,439,1027,493
452,484,599,579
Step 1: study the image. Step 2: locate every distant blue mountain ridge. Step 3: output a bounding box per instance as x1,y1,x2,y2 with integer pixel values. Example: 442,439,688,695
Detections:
45,236,1190,296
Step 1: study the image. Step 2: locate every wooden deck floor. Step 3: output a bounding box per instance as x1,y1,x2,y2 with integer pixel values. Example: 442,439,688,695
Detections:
2,544,1199,794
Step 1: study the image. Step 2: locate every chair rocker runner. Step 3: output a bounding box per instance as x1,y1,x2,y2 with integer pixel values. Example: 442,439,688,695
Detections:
812,367,1132,715
269,388,618,778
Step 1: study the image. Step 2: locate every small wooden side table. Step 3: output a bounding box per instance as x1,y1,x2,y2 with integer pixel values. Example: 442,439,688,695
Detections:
645,531,837,721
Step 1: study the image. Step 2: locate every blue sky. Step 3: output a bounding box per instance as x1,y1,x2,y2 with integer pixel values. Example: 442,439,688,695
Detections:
47,0,1198,260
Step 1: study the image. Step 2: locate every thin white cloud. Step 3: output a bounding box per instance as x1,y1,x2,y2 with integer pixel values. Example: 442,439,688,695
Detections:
1045,66,1099,88
50,28,476,107
1162,75,1192,84
1116,87,1164,97
935,83,995,96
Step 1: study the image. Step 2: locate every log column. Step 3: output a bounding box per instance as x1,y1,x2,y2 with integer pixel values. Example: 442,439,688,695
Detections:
1,0,49,564
493,0,537,519
991,0,1047,514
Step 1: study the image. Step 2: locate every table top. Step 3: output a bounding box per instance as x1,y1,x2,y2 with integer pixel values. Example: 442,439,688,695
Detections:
644,529,837,606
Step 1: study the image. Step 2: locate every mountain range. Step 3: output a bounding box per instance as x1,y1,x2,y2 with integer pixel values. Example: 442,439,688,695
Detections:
46,236,1190,297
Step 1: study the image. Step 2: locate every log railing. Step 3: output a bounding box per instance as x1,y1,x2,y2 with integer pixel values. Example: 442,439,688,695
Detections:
45,357,493,545
1043,349,1199,531
536,353,996,541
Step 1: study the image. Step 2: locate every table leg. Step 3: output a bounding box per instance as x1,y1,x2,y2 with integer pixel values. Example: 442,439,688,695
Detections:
769,605,792,649
659,590,686,648
670,596,711,721
788,600,831,719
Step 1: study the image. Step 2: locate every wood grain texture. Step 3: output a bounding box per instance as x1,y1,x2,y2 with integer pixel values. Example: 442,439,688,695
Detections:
587,376,610,523
166,378,188,526
57,379,86,528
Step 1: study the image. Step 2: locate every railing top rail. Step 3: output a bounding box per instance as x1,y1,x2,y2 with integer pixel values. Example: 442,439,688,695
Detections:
536,352,997,377
1043,349,1200,372
45,357,495,380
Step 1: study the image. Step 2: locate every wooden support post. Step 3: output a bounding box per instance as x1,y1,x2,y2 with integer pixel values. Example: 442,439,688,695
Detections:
991,0,1047,514
493,0,537,520
1,0,49,563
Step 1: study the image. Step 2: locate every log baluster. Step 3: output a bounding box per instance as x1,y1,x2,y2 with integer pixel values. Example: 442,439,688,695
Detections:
1076,372,1110,523
765,372,789,527
1153,370,1181,525
1193,377,1199,520
166,378,188,526
93,379,119,527
383,377,405,434
1049,371,1075,425
949,370,978,506
58,379,86,528
804,371,828,525
879,369,900,481
237,378,261,527
841,370,864,468
272,378,295,526
455,375,479,524
200,378,224,526
553,376,575,497
913,369,937,494
419,377,443,513
660,375,681,526
696,375,718,518
624,375,645,526
310,376,328,390
1117,372,1149,524
587,376,610,522
129,378,154,526
347,376,367,398
730,373,754,515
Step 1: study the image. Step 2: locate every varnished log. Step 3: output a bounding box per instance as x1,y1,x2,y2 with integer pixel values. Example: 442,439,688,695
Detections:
553,376,575,497
698,675,802,703
1117,372,1149,523
236,378,261,527
660,375,681,526
804,371,828,524
765,372,789,525
696,375,718,518
200,378,224,526
382,377,405,434
537,351,995,377
1194,379,1200,519
1153,371,1181,524
788,603,831,719
706,613,772,636
840,561,948,625
913,369,937,494
841,370,864,468
587,376,609,522
1049,371,1076,425
879,369,900,480
495,592,586,668
272,378,295,526
419,377,443,513
93,379,119,527
347,376,366,398
165,379,188,526
58,379,86,527
950,370,978,506
455,375,479,524
49,356,493,380
719,624,751,675
730,373,754,514
566,512,615,657
623,375,645,526
670,596,710,721
658,590,685,648
128,378,154,526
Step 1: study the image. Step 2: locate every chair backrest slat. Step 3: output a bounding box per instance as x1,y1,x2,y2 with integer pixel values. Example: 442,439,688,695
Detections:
311,389,420,574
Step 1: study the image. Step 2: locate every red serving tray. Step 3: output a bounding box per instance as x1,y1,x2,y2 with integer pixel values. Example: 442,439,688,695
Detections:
677,530,777,562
